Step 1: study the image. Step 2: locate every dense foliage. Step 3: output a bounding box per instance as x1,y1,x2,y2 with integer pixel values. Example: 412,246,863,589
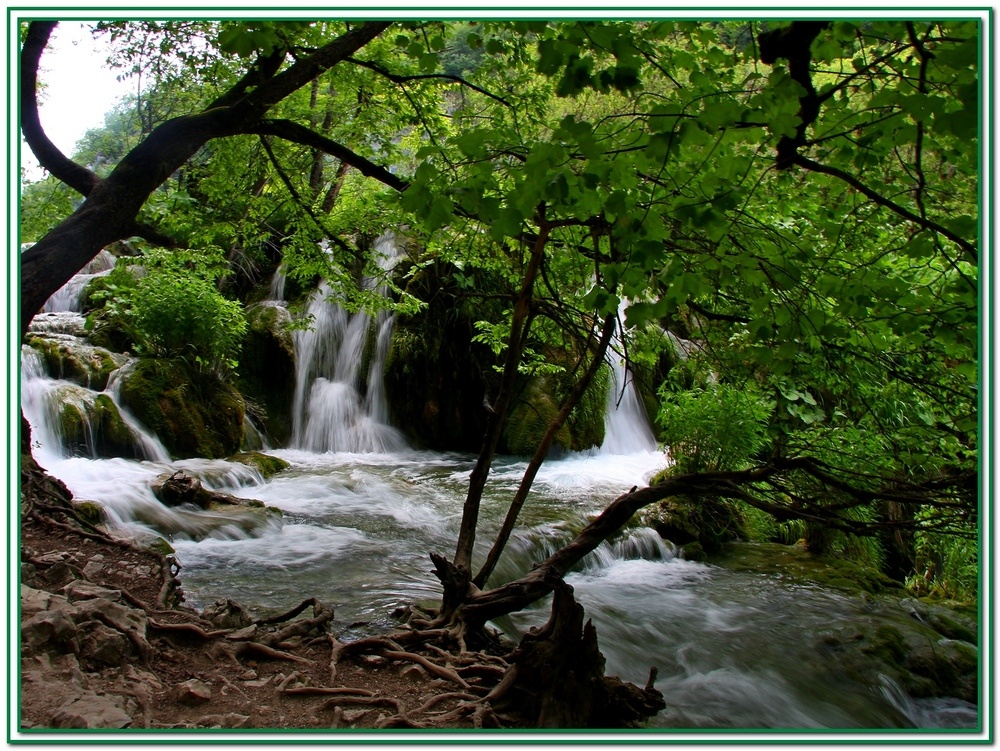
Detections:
21,18,980,601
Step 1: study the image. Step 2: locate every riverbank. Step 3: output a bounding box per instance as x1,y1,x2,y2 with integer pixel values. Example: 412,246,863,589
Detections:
18,465,533,732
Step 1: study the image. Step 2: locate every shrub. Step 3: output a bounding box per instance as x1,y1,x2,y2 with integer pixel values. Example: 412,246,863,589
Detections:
130,268,247,372
656,382,772,474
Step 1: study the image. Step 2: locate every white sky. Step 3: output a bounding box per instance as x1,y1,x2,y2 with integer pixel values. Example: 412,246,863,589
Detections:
23,22,132,180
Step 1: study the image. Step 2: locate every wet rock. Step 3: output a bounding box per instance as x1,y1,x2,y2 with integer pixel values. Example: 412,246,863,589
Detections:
50,691,132,729
117,357,245,459
24,334,126,391
170,678,212,705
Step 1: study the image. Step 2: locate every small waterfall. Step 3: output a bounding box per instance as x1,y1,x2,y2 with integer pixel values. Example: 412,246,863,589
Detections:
268,264,287,302
291,235,405,454
599,318,658,455
43,249,116,313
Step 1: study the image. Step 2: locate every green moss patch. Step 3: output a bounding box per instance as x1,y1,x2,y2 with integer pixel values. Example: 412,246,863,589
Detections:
118,358,245,459
228,451,291,479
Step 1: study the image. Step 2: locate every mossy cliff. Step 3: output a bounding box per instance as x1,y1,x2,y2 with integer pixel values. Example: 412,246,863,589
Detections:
117,358,245,459
54,388,144,460
384,260,504,451
501,364,609,456
25,334,125,392
237,302,296,446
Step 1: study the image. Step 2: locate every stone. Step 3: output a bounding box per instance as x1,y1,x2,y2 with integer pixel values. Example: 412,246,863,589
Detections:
50,692,132,729
203,598,253,630
196,713,252,729
170,678,212,705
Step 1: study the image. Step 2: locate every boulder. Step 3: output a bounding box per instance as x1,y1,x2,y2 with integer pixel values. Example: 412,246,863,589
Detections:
24,333,126,391
237,302,296,446
50,692,132,729
117,358,245,459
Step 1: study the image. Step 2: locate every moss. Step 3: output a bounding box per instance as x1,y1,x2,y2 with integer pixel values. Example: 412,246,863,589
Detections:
708,542,905,596
228,451,291,479
25,335,124,391
503,377,573,456
863,625,908,666
643,494,741,553
237,303,296,446
383,262,504,452
73,501,106,525
54,389,143,459
145,537,176,556
681,541,707,561
118,358,245,459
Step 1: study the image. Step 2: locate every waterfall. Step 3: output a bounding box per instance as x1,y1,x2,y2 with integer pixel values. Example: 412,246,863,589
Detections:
43,249,116,313
290,234,405,454
599,317,659,455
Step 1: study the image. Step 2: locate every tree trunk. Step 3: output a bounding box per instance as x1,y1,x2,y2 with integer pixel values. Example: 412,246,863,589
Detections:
473,311,618,589
491,579,665,728
450,218,551,576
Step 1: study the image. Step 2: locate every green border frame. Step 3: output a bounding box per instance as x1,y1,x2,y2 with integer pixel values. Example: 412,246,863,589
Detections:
6,4,993,745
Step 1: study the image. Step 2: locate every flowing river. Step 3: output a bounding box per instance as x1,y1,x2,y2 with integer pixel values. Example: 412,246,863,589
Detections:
19,248,979,731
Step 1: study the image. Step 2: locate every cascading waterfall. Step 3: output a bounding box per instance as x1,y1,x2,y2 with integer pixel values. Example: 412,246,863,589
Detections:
600,343,659,455
290,234,405,454
42,248,116,313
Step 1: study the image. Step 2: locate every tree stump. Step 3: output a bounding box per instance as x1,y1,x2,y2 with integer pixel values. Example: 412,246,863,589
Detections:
495,579,665,728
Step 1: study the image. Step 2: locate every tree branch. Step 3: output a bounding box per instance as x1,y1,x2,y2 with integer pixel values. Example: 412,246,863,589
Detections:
791,153,977,262
20,21,100,195
346,56,514,109
250,118,408,192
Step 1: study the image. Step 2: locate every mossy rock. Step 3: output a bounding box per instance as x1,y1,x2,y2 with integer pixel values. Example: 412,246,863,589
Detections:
53,387,145,459
117,358,245,459
228,451,291,479
503,377,573,456
384,262,504,452
708,541,905,596
25,334,125,391
501,366,609,457
144,537,176,556
73,501,107,526
237,303,296,446
642,494,740,553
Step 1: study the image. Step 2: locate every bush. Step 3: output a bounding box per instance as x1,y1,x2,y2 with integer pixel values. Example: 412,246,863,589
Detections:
130,268,247,372
656,382,772,474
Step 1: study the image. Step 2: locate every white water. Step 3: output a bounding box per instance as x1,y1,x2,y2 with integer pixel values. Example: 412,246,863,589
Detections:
290,235,405,453
18,255,978,731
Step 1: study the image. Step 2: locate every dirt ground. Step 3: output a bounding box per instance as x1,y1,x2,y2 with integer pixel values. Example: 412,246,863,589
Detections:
19,505,526,734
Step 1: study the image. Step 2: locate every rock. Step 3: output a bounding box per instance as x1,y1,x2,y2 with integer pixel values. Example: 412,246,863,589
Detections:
21,608,79,655
170,678,212,705
46,385,145,459
50,691,132,729
341,709,370,724
24,334,126,391
197,713,252,729
117,357,245,459
399,663,427,681
203,598,254,630
79,622,133,667
228,451,291,479
238,302,296,446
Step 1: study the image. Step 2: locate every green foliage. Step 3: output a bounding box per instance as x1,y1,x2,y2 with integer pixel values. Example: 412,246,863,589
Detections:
656,383,773,474
85,247,247,373
130,269,246,372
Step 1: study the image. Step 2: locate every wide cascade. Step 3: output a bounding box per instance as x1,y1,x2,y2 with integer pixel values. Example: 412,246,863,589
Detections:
290,235,406,454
